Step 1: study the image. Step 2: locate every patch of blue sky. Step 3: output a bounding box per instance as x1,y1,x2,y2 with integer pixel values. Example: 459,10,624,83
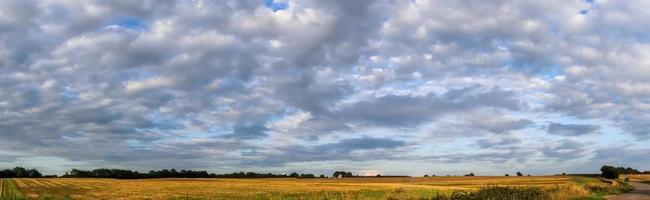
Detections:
504,62,564,81
540,64,564,80
107,17,148,30
59,85,80,102
265,0,288,12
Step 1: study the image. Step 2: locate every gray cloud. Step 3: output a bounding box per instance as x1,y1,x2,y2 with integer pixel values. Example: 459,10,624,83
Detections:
240,137,407,166
224,124,269,140
547,122,600,136
593,147,650,169
541,140,591,161
0,0,648,174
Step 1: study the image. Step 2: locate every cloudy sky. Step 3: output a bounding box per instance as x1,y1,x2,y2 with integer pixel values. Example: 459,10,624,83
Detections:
1,0,649,176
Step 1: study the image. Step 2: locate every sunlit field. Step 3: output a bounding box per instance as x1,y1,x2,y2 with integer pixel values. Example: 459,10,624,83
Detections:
0,176,631,200
620,174,650,182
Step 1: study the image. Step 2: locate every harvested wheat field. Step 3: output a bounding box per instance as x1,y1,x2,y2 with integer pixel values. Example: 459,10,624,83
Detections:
620,174,650,182
0,176,632,200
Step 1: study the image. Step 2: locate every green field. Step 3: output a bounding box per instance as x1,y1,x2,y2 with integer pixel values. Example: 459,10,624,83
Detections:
0,176,632,200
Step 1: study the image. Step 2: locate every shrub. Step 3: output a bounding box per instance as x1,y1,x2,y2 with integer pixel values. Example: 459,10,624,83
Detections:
601,165,620,179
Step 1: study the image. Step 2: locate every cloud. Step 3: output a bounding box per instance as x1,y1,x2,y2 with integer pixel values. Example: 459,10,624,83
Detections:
0,0,648,174
239,137,407,166
541,139,591,161
223,124,269,139
547,122,600,136
593,147,650,169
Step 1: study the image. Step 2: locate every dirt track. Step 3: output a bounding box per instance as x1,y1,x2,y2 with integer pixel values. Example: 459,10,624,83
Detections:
607,182,650,200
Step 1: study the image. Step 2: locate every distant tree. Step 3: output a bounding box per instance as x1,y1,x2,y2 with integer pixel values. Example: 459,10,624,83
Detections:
505,174,510,176
299,173,315,178
27,169,42,178
332,171,354,178
0,169,16,178
376,174,381,177
0,167,42,178
214,172,287,178
516,172,523,176
289,172,300,178
319,174,326,178
616,167,640,174
464,173,475,176
561,172,566,176
13,167,28,177
601,165,620,179
527,174,531,177
424,175,429,177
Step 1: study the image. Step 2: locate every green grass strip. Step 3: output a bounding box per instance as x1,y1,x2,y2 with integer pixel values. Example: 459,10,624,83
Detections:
0,179,26,200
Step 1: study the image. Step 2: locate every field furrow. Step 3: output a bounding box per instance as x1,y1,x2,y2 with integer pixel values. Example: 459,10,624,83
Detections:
0,179,4,197
0,179,26,199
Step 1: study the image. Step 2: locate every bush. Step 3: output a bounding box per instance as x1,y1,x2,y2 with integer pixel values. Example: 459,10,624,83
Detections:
601,165,620,179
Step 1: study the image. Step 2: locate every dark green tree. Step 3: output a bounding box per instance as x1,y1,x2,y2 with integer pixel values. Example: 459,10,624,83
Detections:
13,167,28,177
601,165,620,179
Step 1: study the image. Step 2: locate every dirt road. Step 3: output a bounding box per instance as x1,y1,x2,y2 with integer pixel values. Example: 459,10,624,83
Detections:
608,182,650,200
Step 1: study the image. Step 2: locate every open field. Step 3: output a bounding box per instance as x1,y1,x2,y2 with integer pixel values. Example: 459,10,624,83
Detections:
0,176,630,200
620,174,650,182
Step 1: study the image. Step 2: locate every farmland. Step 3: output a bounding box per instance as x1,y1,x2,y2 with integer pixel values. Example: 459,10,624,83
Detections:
620,174,650,182
0,176,630,200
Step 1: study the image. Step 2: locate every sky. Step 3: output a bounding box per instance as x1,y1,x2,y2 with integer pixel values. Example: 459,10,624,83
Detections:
0,0,649,176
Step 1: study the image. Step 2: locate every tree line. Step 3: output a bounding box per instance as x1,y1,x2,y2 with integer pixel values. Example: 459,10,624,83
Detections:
0,167,43,178
1,166,334,179
215,172,321,178
61,168,326,179
601,165,650,179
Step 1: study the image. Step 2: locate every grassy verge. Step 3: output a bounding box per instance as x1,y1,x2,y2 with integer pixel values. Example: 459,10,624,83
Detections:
0,179,27,200
574,179,635,200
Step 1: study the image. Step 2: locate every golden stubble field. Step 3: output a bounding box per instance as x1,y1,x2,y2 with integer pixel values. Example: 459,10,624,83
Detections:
0,176,619,199
620,174,650,182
